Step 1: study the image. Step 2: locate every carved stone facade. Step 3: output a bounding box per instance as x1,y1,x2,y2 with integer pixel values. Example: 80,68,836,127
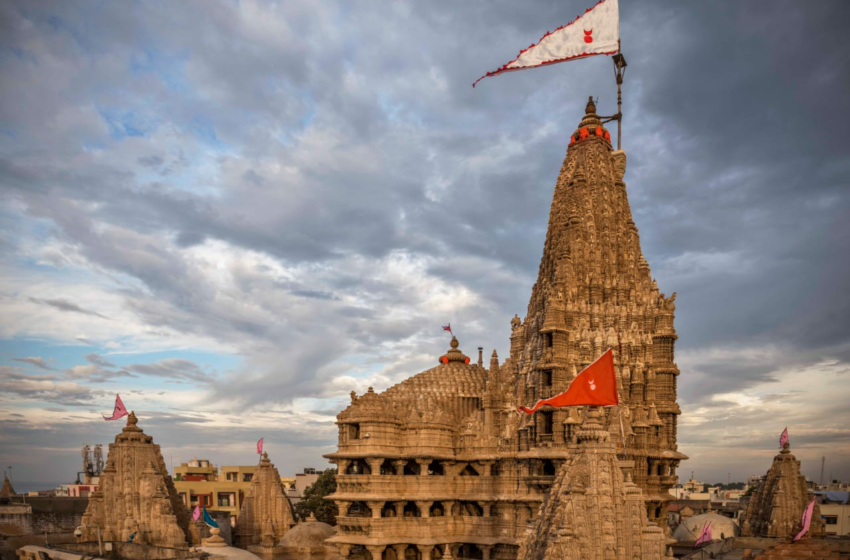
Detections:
235,451,296,553
516,407,665,560
78,412,200,547
741,442,825,539
326,97,686,560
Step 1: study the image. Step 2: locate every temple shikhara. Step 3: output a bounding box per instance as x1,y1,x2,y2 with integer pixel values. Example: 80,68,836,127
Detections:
741,441,825,539
326,97,686,560
78,412,200,547
235,451,297,553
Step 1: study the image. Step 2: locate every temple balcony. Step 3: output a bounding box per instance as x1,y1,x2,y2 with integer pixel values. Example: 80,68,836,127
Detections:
334,516,526,542
334,475,502,499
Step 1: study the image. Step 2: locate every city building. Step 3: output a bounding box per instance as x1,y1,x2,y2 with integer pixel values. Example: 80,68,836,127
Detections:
326,96,687,560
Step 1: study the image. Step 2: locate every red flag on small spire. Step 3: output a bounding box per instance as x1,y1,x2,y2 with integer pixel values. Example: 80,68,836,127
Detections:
103,394,128,421
779,427,789,449
442,324,453,336
257,438,264,455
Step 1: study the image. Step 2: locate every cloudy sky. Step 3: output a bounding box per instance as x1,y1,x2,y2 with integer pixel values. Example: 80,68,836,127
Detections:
1,0,848,489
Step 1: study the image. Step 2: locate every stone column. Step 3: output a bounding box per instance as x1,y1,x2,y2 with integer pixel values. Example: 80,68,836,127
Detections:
393,501,405,517
337,459,351,474
392,544,408,560
368,458,384,476
415,458,431,475
367,545,387,560
419,546,435,560
335,501,351,517
393,459,407,475
443,500,456,517
338,544,353,559
443,544,454,560
480,545,493,560
481,501,493,517
367,501,385,519
416,500,433,518
480,461,494,477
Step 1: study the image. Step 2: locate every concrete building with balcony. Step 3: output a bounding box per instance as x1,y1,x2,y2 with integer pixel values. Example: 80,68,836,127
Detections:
325,97,687,560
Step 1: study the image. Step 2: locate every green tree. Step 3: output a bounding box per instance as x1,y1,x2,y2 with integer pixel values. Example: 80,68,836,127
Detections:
294,468,338,525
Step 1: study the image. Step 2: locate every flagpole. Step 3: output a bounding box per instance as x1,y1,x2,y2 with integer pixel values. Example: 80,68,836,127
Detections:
612,39,627,150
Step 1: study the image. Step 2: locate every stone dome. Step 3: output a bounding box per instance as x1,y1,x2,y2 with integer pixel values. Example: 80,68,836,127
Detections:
673,512,739,542
198,544,263,560
279,514,335,551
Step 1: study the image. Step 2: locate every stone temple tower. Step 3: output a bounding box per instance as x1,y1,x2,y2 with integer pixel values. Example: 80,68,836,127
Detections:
502,96,687,525
235,451,296,553
517,407,665,560
741,441,825,538
79,412,200,547
326,97,686,560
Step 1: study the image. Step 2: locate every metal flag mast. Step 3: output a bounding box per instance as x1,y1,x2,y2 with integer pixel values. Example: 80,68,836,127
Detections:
602,39,627,150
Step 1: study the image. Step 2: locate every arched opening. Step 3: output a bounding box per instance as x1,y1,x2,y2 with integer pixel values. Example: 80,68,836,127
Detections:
403,460,420,476
380,459,395,475
656,463,664,476
350,545,367,560
347,501,371,518
457,544,483,560
458,501,483,516
427,460,444,475
403,501,421,518
430,502,445,517
459,464,479,476
404,546,422,560
381,503,396,517
345,459,371,475
542,459,556,476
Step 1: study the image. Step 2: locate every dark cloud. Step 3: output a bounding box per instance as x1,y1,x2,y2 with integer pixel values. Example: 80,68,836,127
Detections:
28,297,110,320
85,354,115,368
0,366,100,405
0,0,848,483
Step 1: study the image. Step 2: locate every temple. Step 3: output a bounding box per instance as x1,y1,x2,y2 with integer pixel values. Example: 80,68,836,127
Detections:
741,441,825,539
326,96,686,560
516,407,665,560
77,412,200,547
234,451,297,553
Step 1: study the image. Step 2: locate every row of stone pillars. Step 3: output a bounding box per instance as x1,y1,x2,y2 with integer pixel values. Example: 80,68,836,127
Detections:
337,500,493,518
339,459,496,476
337,543,494,560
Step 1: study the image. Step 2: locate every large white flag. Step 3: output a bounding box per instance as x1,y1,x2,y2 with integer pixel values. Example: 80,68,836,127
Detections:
473,0,619,87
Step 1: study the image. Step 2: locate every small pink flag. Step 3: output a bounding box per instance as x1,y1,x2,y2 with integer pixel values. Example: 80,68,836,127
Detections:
793,498,816,542
694,521,712,547
257,438,263,455
442,324,453,336
103,394,128,421
780,427,789,449
192,505,201,522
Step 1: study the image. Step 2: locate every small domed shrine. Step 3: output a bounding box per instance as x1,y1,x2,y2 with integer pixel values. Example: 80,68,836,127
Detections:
741,441,825,539
326,96,687,560
78,412,200,547
672,512,739,543
199,527,263,560
279,513,337,560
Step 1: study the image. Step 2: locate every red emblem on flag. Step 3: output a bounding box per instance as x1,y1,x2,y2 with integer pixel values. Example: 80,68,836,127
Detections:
584,29,593,43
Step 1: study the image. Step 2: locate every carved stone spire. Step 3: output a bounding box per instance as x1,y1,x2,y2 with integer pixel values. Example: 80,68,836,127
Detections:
741,441,825,538
235,451,296,552
516,407,665,560
78,413,199,547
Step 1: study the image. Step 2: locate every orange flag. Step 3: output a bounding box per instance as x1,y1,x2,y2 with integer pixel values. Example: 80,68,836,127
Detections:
518,348,618,413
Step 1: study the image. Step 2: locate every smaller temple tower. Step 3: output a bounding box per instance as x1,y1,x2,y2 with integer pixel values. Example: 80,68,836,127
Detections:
0,473,15,498
740,441,825,539
79,412,199,547
516,407,666,560
235,451,296,553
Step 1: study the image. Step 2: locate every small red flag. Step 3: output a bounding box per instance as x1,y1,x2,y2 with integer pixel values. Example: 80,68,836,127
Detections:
257,438,264,455
103,394,128,421
518,349,618,413
442,324,453,336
